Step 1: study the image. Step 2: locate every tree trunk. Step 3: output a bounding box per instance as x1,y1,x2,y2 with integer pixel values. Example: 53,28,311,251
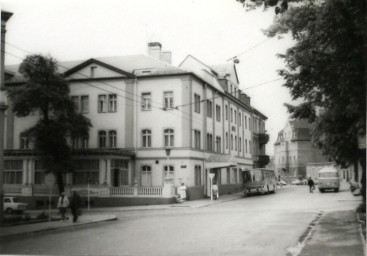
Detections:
56,171,65,194
360,152,366,203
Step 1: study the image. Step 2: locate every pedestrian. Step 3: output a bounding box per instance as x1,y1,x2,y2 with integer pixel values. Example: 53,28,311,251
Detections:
212,182,219,200
69,189,82,223
178,183,187,201
308,177,315,193
57,192,69,221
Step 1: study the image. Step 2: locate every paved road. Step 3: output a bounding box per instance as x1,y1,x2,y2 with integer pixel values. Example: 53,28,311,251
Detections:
0,183,360,256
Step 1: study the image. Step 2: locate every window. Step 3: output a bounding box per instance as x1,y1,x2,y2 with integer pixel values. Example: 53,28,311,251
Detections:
226,132,229,149
141,93,151,110
141,165,152,186
245,139,248,153
230,108,233,123
216,105,221,122
194,130,201,150
225,105,228,120
207,100,213,118
216,136,221,153
245,116,247,129
90,66,97,78
231,135,234,150
249,140,252,154
81,96,89,113
98,95,107,113
72,159,100,185
249,117,251,131
72,96,79,112
72,136,89,149
195,165,202,186
164,91,174,109
164,129,174,147
239,137,242,152
109,130,117,148
98,131,107,148
234,110,237,124
164,165,174,179
142,129,152,148
235,136,237,150
72,95,89,114
20,134,30,149
239,113,241,126
4,160,23,184
207,133,213,151
111,159,129,186
194,94,201,113
34,160,45,185
108,94,117,112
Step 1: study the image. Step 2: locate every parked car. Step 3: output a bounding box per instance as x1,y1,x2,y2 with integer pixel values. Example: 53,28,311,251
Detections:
277,180,287,186
291,179,302,185
301,179,308,185
3,197,28,214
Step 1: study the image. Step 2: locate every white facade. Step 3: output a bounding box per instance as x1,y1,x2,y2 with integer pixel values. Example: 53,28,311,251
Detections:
4,44,269,204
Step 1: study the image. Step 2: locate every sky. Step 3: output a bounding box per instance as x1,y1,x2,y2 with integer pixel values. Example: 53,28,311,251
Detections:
1,0,297,156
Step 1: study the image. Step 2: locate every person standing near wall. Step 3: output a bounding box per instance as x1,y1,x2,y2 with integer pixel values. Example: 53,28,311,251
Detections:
57,192,69,221
69,189,82,223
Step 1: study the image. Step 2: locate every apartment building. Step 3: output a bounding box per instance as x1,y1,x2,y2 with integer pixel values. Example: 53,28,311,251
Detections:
274,119,328,183
3,42,269,207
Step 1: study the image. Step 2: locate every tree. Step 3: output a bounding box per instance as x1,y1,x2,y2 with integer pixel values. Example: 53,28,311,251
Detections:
8,55,92,193
259,0,366,200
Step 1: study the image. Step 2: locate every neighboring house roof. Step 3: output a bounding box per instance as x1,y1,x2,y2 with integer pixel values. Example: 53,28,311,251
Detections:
289,119,313,129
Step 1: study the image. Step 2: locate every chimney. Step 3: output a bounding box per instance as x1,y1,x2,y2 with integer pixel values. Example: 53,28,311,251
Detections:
148,42,162,61
161,51,172,64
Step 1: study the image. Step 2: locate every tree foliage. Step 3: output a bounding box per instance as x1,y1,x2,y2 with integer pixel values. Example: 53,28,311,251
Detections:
263,0,366,169
8,55,92,192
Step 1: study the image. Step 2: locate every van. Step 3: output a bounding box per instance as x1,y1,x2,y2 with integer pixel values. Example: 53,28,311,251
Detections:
318,166,340,192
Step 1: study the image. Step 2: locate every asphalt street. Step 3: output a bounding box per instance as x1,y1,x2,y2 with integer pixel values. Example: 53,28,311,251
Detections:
0,183,361,256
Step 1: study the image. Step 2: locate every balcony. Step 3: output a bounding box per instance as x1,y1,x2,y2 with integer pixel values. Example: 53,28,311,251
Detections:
254,133,269,144
253,154,270,168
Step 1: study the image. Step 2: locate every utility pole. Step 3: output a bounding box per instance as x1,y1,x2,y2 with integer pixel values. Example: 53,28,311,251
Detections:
0,11,13,226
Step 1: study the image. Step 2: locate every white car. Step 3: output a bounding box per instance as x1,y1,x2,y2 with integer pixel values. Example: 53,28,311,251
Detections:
3,197,28,214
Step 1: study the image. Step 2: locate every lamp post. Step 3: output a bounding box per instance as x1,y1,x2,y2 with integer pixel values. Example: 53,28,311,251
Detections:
0,11,13,226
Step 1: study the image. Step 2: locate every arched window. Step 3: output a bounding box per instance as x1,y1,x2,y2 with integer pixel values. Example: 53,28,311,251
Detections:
141,165,152,186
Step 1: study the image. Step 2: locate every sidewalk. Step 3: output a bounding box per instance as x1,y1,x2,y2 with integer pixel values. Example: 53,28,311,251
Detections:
297,210,366,256
0,191,244,239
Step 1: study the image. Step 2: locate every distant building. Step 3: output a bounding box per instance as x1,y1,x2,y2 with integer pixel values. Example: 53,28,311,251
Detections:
274,119,328,182
4,42,269,207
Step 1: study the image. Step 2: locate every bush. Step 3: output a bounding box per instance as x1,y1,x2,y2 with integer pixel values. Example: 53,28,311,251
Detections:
357,203,366,213
36,211,48,220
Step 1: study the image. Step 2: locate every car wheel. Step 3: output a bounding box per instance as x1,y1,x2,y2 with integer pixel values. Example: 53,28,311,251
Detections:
319,188,324,193
335,188,339,192
6,208,12,214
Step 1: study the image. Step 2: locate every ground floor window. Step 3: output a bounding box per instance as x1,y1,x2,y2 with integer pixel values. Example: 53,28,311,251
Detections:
72,159,100,185
195,165,202,186
4,160,23,184
141,165,152,186
164,165,174,180
111,159,129,186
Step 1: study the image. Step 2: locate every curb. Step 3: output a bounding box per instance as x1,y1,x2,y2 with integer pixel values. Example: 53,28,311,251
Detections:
0,216,118,239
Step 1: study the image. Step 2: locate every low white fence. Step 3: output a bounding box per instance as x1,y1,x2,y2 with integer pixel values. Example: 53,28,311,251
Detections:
138,187,162,196
4,184,163,197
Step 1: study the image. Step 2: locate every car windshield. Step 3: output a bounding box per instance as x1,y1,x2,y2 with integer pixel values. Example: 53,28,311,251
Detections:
319,172,338,178
12,198,19,202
